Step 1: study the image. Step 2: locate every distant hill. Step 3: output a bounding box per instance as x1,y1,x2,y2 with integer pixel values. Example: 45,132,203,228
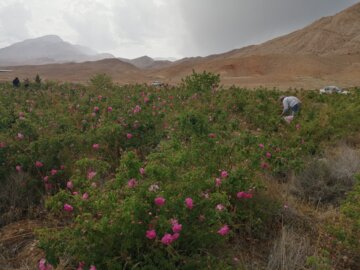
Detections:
1,3,360,89
119,55,172,69
227,2,360,57
0,35,115,66
154,57,178,62
148,2,360,87
0,58,143,84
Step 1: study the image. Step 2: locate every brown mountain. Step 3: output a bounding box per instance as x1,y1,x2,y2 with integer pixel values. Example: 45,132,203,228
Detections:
227,2,360,57
148,2,360,88
1,3,360,89
119,56,173,69
0,59,145,84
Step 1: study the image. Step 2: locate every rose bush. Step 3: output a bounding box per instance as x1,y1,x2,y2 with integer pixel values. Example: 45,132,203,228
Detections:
1,77,360,268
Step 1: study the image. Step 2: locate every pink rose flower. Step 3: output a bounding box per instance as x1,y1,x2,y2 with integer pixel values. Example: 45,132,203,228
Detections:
93,106,99,113
237,191,253,199
246,192,254,199
126,133,133,139
170,218,178,225
133,105,141,113
284,115,294,124
208,133,216,138
35,161,43,168
77,262,85,270
63,204,73,212
218,225,230,236
146,229,156,239
38,258,46,270
66,181,73,190
161,233,173,245
261,162,269,169
266,152,272,158
172,223,182,233
82,193,89,200
171,233,180,241
127,178,138,188
215,178,222,187
107,106,113,112
216,204,225,211
92,143,100,150
154,197,166,206
90,265,97,270
185,198,194,209
51,169,57,176
220,170,228,178
38,258,53,270
87,171,97,180
17,133,24,140
43,176,49,182
139,167,145,175
258,143,264,149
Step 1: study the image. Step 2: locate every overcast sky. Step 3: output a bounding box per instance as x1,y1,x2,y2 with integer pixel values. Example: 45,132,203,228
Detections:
0,0,358,59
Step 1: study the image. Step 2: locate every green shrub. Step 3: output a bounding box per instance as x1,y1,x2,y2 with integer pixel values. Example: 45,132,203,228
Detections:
1,75,360,268
181,70,220,94
332,176,360,251
89,73,113,90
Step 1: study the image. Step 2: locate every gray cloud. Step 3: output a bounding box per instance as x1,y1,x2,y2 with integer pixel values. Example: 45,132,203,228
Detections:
109,0,184,57
0,2,31,47
0,0,358,58
63,0,183,58
64,1,116,51
178,0,359,56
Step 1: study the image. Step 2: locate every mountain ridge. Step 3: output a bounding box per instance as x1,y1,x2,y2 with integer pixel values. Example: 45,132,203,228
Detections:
119,55,173,69
0,35,115,66
1,3,360,89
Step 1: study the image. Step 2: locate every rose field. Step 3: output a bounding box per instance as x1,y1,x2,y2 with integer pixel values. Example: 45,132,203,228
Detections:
1,72,360,269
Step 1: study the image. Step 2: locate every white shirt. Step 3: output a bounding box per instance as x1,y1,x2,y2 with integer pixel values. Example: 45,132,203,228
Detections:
283,96,301,111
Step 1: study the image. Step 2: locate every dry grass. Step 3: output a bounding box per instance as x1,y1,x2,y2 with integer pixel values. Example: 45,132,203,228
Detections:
0,172,43,227
0,220,44,270
328,145,360,181
266,226,313,270
290,145,360,205
261,144,360,270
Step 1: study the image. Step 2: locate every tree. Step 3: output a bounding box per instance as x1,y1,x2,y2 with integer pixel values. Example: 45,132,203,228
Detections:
35,74,42,84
